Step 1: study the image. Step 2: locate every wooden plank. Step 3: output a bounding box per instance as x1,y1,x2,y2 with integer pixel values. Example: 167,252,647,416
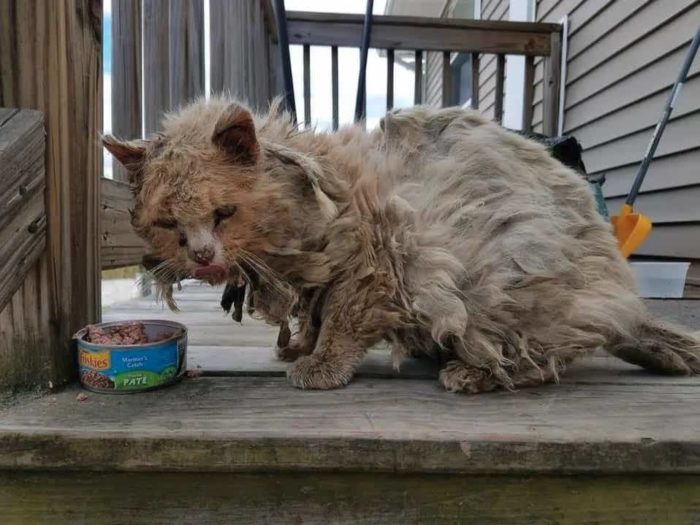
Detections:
286,12,557,56
542,30,561,136
0,114,46,309
0,110,44,231
1,472,698,524
414,50,423,104
111,0,142,182
331,46,339,130
441,51,451,107
522,54,535,130
100,178,147,269
303,44,310,127
1,377,699,473
0,0,102,391
494,54,505,123
143,0,170,134
168,0,204,106
386,48,394,110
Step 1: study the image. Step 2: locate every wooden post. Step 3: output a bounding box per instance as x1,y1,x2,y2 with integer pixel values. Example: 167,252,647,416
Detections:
442,51,452,108
0,0,102,389
112,0,142,182
494,54,505,124
303,44,311,127
470,52,480,110
169,0,205,107
332,46,339,130
522,55,535,131
386,49,394,111
414,50,423,105
543,30,562,136
143,0,170,134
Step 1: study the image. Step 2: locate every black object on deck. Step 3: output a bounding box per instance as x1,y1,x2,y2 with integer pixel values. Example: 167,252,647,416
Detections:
354,0,375,122
272,0,297,122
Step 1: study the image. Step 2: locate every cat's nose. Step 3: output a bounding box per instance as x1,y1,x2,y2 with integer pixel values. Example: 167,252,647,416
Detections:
192,248,214,265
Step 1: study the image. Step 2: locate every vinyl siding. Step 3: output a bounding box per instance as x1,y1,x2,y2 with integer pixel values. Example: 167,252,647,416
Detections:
534,0,700,260
423,0,509,111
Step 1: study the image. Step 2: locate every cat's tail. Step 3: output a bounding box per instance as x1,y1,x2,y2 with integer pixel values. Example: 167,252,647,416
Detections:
606,318,700,375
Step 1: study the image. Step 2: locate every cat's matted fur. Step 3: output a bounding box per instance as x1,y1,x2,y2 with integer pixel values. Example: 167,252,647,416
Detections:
103,97,700,392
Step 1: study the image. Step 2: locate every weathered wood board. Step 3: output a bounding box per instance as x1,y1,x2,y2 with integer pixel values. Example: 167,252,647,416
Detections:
0,109,45,312
0,374,699,474
100,178,147,269
0,0,102,390
0,471,698,524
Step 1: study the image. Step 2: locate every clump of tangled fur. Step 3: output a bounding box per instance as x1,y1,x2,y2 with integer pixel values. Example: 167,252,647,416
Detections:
103,96,700,392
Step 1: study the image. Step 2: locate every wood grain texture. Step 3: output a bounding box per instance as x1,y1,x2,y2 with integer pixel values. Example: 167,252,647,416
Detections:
0,0,102,390
143,0,170,134
100,178,147,269
168,0,204,107
0,472,698,524
286,11,557,56
303,44,310,126
542,29,561,136
414,50,423,104
494,54,505,123
0,375,698,474
441,51,451,107
522,54,535,130
111,0,141,181
331,45,339,129
386,48,394,110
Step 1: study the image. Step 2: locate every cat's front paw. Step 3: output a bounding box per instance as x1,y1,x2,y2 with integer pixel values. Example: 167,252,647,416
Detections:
275,334,314,362
287,355,352,389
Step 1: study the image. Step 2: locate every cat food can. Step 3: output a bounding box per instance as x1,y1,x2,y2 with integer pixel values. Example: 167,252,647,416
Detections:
73,320,187,393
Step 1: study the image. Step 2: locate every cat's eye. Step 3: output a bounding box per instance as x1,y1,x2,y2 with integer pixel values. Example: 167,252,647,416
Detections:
214,205,237,226
153,217,178,229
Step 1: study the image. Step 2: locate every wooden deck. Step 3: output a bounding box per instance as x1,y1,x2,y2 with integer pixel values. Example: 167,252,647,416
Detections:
1,282,699,522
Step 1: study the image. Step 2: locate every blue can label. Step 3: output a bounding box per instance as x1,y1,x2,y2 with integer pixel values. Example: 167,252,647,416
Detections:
78,338,185,391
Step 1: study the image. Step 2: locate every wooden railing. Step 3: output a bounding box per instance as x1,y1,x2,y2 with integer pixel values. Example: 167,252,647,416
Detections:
285,11,562,134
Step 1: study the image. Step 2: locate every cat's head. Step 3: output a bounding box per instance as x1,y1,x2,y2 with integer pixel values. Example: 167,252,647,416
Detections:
103,98,267,286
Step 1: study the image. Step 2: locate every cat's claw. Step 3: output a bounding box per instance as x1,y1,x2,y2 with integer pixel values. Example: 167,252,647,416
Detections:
287,355,352,389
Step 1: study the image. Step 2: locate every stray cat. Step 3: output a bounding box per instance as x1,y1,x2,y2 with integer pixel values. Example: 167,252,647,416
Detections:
103,97,700,392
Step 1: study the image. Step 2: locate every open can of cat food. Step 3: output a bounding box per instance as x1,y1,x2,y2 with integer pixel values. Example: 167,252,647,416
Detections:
73,320,187,393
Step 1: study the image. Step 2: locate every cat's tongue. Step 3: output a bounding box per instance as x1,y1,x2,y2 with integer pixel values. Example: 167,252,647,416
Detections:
192,264,226,280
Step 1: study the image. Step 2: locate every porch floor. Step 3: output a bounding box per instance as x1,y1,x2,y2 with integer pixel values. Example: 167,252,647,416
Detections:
1,282,699,475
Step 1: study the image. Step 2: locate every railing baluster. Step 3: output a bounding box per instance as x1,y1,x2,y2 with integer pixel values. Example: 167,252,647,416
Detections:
414,50,423,105
332,45,339,131
522,54,535,131
303,44,311,127
494,54,505,124
386,48,394,111
470,52,480,110
442,51,452,107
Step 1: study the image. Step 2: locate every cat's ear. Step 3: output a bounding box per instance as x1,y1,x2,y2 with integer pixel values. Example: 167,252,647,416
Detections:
102,135,147,183
213,104,259,165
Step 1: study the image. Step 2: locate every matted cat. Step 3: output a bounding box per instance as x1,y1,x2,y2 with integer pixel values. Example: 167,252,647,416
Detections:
103,97,700,392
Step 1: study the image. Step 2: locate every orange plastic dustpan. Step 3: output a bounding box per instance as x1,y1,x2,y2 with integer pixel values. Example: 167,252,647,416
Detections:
611,27,699,258
611,204,652,258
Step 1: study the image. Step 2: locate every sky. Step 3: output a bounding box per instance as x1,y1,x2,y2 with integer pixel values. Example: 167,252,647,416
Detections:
102,0,416,178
